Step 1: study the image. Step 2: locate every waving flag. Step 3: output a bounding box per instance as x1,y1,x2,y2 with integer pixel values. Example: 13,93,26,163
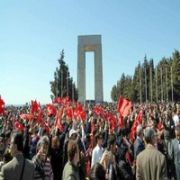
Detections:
0,96,5,115
55,108,64,132
46,104,57,116
31,100,41,114
117,96,132,128
130,110,143,142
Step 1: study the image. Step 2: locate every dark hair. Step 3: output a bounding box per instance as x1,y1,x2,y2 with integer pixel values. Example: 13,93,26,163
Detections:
67,140,78,161
89,162,106,180
3,148,12,163
107,134,116,150
12,132,24,152
95,132,103,141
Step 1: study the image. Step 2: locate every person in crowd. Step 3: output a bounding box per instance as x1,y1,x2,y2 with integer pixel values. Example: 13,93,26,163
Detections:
100,134,117,180
50,135,63,180
170,124,180,180
62,139,80,180
89,162,106,180
0,148,12,170
136,127,168,180
32,135,53,180
91,132,104,168
0,132,35,180
173,108,180,126
133,124,145,159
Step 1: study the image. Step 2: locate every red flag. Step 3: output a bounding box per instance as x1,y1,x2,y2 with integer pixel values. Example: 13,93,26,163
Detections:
0,96,5,115
20,113,34,121
31,100,40,114
118,113,125,129
107,113,117,130
53,97,63,104
46,104,57,116
73,103,86,121
66,106,74,119
55,108,64,132
117,96,132,117
15,121,24,131
37,111,43,124
130,111,143,142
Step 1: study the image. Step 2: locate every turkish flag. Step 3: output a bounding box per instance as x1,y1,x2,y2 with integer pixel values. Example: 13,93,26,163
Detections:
0,96,5,115
130,111,143,142
20,113,34,121
66,106,74,119
46,104,57,116
117,96,132,117
55,108,64,132
15,121,24,131
31,100,41,114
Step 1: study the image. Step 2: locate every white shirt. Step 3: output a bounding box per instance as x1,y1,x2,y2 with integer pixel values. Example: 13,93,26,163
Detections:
91,144,104,168
173,114,179,126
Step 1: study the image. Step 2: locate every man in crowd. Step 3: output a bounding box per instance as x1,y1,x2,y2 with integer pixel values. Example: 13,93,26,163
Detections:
91,132,104,168
170,124,180,180
136,127,167,180
134,124,145,159
62,139,80,180
0,132,34,180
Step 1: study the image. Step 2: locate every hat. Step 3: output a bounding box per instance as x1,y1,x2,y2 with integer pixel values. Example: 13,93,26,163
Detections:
69,129,78,137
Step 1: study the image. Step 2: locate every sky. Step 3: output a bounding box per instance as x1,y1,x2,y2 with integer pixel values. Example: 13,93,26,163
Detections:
0,0,180,105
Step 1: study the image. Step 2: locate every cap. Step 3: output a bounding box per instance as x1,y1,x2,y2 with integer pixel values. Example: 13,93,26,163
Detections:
69,129,78,137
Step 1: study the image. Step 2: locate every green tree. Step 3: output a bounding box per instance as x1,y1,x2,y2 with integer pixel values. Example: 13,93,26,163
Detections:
50,50,78,100
111,85,118,102
172,50,180,101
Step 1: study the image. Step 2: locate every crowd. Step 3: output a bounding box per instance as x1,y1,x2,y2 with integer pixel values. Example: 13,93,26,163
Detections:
0,96,179,180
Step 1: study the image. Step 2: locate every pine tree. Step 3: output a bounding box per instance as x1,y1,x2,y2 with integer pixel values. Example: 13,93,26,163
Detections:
50,50,78,100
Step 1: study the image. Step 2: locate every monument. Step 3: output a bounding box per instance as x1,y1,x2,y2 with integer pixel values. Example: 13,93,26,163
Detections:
77,35,104,103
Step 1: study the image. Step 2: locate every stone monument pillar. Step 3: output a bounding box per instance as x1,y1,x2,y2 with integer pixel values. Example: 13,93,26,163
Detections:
77,35,103,103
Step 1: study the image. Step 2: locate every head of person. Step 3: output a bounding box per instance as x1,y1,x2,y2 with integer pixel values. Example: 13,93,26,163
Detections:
67,139,79,165
175,124,180,141
136,124,143,138
10,132,24,156
36,135,50,158
95,132,103,147
107,134,116,154
89,162,106,180
69,129,78,141
51,135,60,149
144,127,156,145
3,148,12,163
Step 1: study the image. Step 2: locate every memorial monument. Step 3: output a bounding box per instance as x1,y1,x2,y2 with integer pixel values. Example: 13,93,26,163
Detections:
77,35,103,103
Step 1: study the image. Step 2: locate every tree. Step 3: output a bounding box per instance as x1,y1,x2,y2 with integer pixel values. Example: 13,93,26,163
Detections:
172,50,180,101
111,50,180,103
111,85,118,102
50,50,78,101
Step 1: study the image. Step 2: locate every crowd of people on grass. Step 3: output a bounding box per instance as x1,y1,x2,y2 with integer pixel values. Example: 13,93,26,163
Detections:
0,96,179,180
